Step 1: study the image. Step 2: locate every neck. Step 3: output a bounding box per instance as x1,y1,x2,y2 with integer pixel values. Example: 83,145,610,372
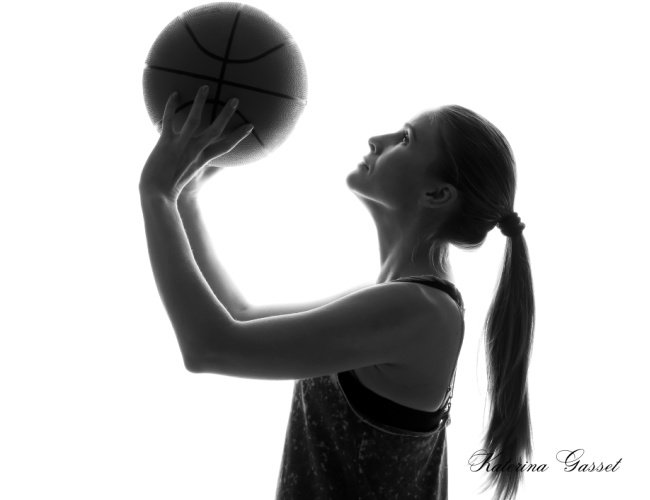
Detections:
369,205,452,284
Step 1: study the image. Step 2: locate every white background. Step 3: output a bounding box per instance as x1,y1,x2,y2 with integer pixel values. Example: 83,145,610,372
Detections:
1,0,647,498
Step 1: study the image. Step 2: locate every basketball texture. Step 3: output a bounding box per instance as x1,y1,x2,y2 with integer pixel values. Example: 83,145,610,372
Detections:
143,2,308,167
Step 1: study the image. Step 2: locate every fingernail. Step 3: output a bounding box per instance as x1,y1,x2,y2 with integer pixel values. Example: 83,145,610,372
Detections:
201,85,209,93
230,98,239,107
245,124,254,132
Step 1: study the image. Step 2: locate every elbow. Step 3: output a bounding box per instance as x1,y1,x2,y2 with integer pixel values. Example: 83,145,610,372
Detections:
182,328,231,374
183,350,203,374
181,332,214,373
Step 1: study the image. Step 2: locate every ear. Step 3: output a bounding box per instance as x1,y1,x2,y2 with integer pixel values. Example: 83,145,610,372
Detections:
420,183,458,209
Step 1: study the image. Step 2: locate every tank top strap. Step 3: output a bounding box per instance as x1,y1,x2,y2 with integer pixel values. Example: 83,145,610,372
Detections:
389,274,465,314
442,367,457,412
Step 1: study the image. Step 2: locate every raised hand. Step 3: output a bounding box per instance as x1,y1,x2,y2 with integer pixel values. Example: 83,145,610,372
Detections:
139,86,254,202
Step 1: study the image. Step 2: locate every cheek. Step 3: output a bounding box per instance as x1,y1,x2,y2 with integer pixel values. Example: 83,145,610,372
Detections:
377,171,425,213
374,161,412,196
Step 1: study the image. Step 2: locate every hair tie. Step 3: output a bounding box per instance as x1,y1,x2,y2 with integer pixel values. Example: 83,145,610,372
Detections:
497,211,525,238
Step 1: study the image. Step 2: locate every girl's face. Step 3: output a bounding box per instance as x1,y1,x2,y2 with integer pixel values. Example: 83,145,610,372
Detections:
347,112,445,212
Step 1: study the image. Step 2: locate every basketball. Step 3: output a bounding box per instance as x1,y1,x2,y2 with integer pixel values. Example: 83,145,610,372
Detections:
142,2,308,167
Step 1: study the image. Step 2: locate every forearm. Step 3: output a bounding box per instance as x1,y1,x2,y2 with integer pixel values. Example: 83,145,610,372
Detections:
177,196,249,317
140,192,234,367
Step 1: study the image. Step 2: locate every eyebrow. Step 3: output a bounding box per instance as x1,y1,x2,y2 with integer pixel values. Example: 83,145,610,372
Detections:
404,123,416,143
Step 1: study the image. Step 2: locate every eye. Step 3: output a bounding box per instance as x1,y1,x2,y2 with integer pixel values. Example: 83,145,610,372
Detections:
401,131,410,145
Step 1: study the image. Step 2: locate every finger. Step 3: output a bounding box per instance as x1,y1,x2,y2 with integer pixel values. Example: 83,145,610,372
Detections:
201,97,239,141
161,91,179,136
180,85,210,138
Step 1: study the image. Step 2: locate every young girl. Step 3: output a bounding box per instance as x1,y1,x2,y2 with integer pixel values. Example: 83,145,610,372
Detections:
139,87,535,500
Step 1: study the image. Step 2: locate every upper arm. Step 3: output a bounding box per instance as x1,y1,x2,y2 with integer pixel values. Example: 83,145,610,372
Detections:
234,283,373,321
192,282,448,380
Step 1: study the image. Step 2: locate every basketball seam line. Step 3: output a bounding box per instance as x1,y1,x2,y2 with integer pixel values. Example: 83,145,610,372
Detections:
180,16,289,64
213,6,242,124
146,65,307,103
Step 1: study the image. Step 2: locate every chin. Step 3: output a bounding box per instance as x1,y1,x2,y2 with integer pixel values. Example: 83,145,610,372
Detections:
345,170,361,190
347,177,371,200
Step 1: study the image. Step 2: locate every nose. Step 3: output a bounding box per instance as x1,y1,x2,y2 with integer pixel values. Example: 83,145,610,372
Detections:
368,136,378,153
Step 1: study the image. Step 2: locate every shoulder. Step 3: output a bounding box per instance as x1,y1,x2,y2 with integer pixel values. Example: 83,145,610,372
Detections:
348,280,455,332
382,280,460,321
385,281,464,351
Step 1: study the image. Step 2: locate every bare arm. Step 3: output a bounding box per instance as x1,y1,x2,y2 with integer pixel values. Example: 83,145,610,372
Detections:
177,196,370,321
139,192,438,380
237,284,373,320
177,196,249,316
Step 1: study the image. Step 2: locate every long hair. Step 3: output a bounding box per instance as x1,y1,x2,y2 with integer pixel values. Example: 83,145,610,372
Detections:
425,105,535,500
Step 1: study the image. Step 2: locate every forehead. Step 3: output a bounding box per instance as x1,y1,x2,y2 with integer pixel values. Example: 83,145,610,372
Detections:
405,112,448,178
408,111,438,132
407,112,441,151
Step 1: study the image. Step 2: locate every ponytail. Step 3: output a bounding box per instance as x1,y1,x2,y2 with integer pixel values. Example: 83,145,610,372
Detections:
480,231,535,500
